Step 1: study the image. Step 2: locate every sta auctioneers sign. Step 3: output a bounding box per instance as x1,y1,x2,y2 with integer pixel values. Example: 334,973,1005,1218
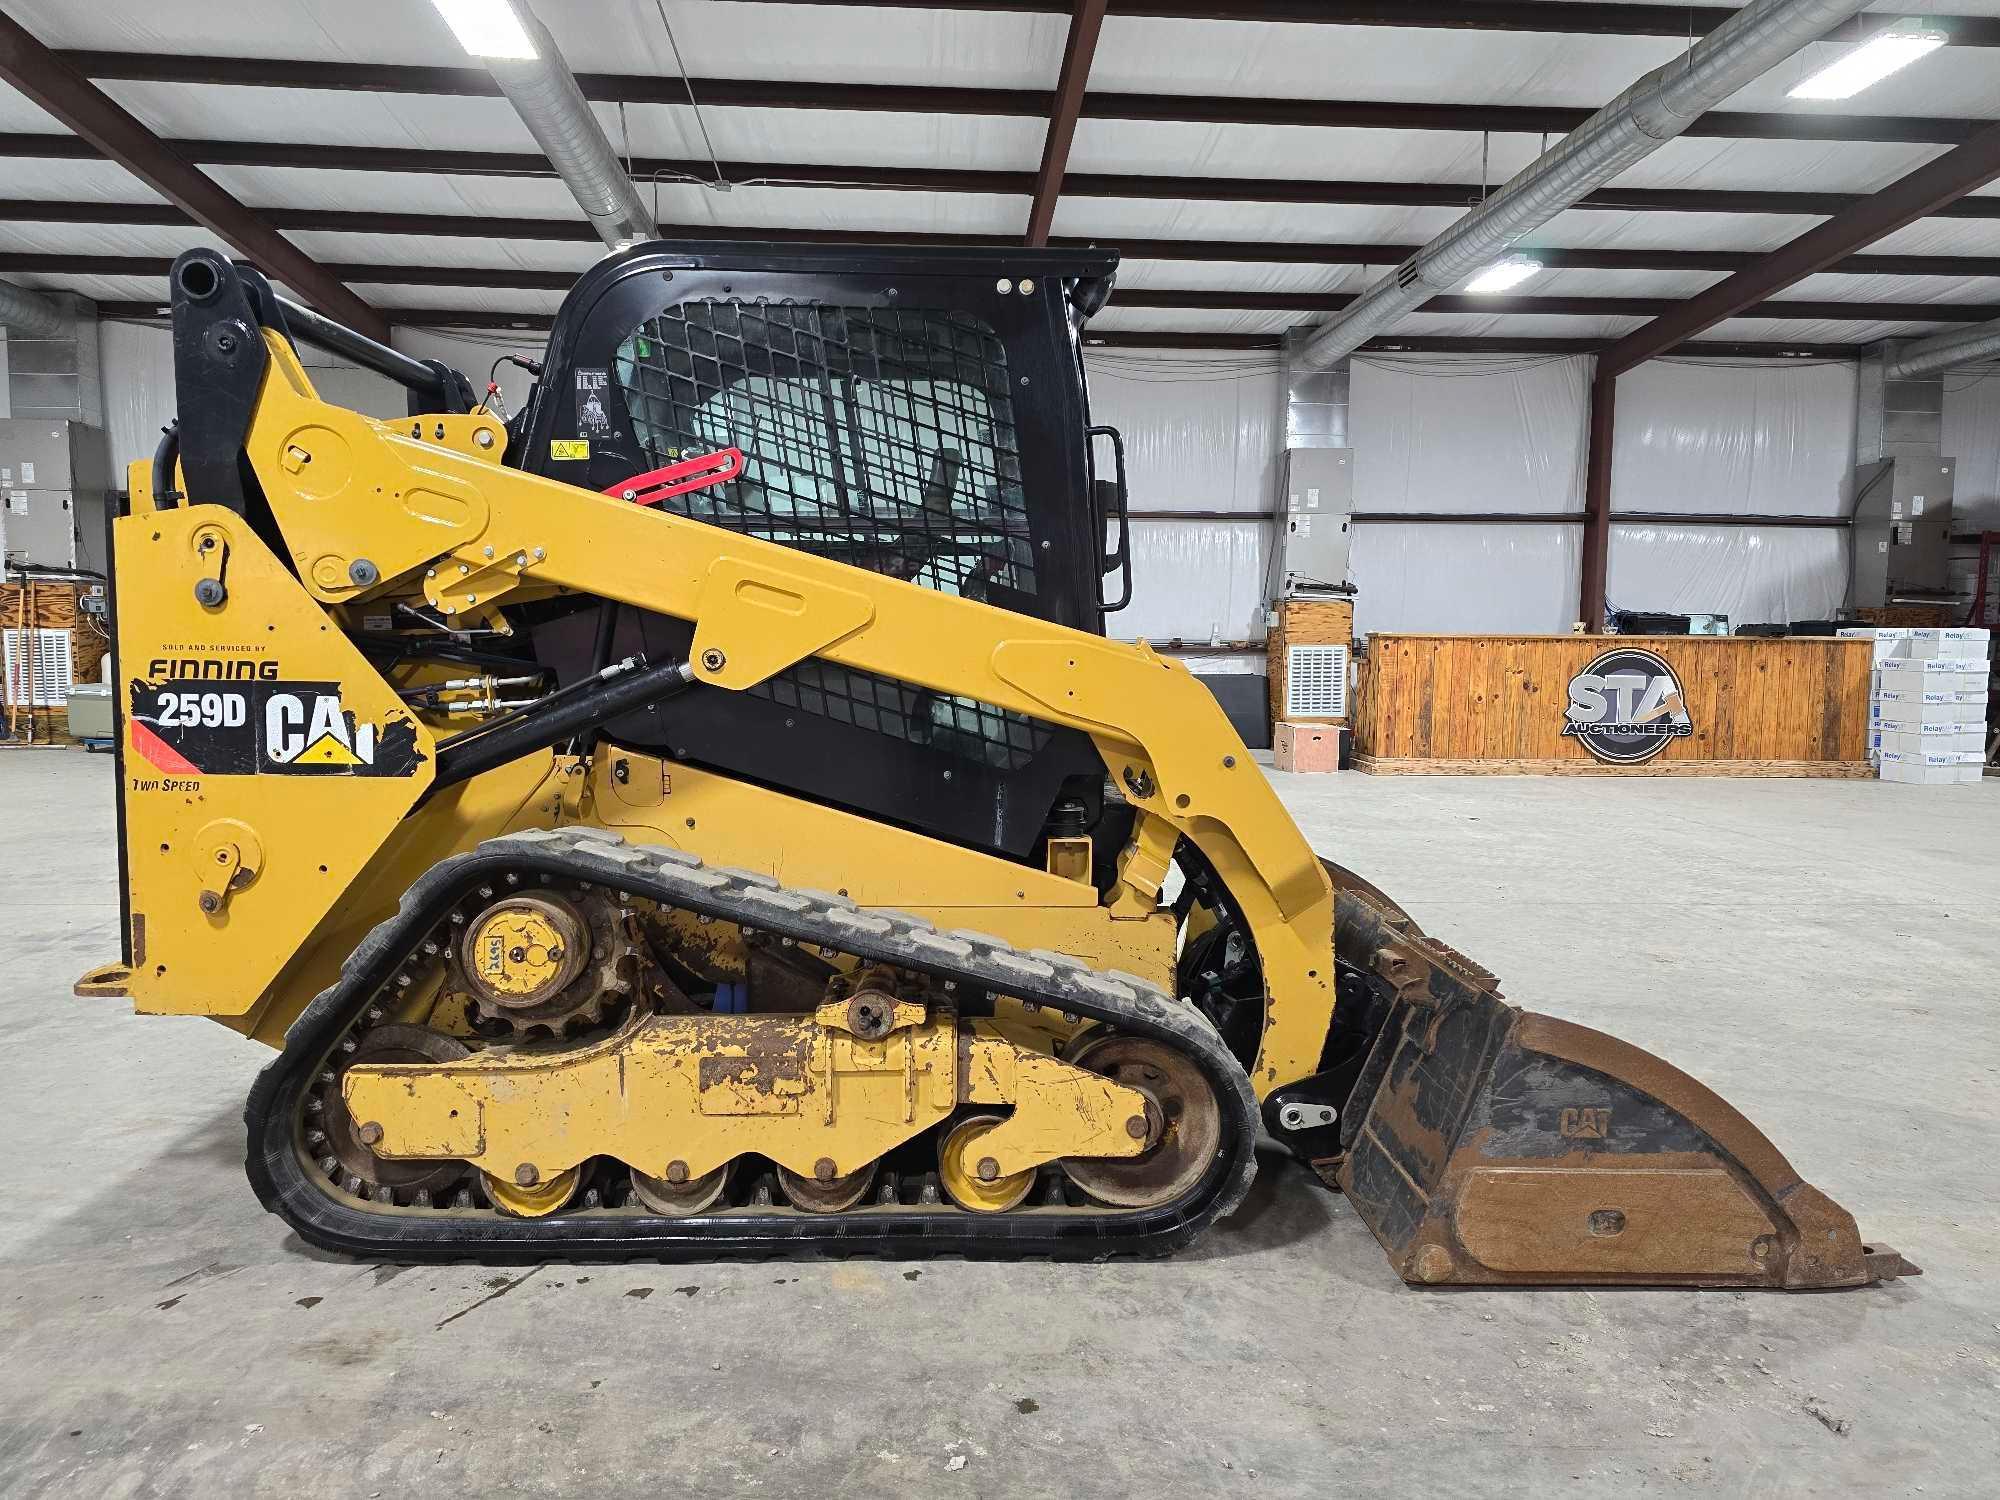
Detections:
1561,646,1695,765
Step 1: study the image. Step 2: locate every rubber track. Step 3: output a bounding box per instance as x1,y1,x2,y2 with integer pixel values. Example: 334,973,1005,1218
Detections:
245,827,1260,1262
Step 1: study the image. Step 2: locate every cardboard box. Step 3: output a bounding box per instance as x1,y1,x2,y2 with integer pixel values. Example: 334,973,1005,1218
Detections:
1879,747,1962,785
1840,626,1910,664
1884,725,1974,757
1274,721,1341,773
1906,627,1992,661
1878,657,1977,680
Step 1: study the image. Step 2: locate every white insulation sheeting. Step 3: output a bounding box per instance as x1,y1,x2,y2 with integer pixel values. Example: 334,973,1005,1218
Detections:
1943,366,2000,532
1345,353,1587,635
1606,522,1848,626
1350,523,1581,635
1081,348,1281,514
96,320,492,476
1352,353,1590,516
1082,347,1281,643
1608,358,1856,517
1606,358,1856,626
1120,519,1273,645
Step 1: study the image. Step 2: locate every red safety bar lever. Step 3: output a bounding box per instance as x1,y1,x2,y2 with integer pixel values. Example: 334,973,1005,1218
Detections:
602,447,743,506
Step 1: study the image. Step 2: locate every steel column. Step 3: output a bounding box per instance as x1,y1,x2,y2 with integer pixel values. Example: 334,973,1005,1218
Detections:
1580,372,1618,631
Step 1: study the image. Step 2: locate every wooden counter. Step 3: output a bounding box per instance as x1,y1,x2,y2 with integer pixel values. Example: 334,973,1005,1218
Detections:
1354,633,1873,776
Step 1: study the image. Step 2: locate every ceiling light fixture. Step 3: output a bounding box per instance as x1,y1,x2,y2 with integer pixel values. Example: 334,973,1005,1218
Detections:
1464,256,1543,295
430,0,539,61
1787,19,1946,101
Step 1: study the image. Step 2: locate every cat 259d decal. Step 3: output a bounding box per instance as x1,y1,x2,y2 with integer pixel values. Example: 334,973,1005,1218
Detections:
128,679,424,777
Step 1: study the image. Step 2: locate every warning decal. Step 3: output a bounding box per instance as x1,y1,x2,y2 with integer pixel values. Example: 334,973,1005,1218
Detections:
128,680,424,778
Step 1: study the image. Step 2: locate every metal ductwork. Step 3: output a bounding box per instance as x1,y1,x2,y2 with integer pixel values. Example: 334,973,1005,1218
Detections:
1885,319,2000,379
0,279,67,338
485,5,655,252
1297,0,1871,370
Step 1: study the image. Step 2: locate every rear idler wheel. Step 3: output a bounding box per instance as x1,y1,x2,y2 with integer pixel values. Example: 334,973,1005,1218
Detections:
630,1161,732,1216
310,1024,472,1204
938,1113,1035,1213
1058,1035,1222,1209
777,1160,877,1214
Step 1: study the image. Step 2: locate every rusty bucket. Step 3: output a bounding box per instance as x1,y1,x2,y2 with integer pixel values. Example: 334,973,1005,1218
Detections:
1322,874,1917,1290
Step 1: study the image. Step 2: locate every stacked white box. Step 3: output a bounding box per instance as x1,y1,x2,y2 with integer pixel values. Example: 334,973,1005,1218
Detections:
1861,629,1990,783
1838,625,1910,665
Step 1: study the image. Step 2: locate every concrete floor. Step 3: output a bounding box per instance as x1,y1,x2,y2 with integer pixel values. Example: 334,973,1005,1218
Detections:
2,750,1995,1498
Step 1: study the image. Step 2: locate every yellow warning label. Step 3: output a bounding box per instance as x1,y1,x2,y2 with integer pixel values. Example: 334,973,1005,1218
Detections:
294,732,363,766
550,439,591,461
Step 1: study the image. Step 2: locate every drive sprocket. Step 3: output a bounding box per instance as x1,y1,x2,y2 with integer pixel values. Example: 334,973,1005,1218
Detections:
454,884,641,1036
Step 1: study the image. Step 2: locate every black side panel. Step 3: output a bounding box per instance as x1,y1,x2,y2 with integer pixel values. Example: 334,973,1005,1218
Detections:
1199,673,1272,750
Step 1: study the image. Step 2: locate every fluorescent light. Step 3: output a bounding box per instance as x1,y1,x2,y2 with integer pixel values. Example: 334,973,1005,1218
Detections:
431,0,539,61
1788,20,1945,101
1464,256,1543,295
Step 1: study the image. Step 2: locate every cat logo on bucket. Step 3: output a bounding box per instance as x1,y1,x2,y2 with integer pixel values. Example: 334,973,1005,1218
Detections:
1562,647,1694,765
265,690,377,767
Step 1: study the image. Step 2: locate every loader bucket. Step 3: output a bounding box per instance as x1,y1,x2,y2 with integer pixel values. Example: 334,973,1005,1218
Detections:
1321,872,1916,1289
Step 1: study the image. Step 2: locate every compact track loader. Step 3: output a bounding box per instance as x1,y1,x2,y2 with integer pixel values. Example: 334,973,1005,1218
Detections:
76,243,1913,1286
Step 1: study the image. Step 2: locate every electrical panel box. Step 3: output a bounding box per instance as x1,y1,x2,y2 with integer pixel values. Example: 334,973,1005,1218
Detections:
1276,447,1353,595
0,418,112,574
1850,455,1956,608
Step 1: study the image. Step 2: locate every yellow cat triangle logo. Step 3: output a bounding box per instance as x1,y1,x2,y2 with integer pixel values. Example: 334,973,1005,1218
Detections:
294,732,363,766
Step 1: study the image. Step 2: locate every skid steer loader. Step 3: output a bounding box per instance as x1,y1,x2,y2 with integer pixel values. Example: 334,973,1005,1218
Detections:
74,243,1913,1286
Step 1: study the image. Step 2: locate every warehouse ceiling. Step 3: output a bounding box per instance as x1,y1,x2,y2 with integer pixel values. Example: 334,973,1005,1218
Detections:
1,0,1998,353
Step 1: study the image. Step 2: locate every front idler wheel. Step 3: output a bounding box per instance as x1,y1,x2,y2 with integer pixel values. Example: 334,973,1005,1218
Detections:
1058,1035,1222,1209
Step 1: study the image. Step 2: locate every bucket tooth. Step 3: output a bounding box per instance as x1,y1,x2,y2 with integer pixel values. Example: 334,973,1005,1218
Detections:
1324,880,1917,1291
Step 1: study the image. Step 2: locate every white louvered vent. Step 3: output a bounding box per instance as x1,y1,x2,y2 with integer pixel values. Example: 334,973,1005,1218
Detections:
1285,643,1348,719
3,628,73,708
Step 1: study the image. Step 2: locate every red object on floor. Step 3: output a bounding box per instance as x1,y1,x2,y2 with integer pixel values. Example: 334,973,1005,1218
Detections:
602,447,743,506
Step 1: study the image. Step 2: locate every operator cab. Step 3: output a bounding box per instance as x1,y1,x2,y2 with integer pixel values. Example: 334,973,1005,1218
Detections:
508,241,1133,862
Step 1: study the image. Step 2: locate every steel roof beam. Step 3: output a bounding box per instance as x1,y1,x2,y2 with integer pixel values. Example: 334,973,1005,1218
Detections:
1027,0,1109,244
722,2,2000,45
10,133,2000,220
0,17,386,339
54,50,1988,146
1601,120,2000,374
6,199,1994,278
